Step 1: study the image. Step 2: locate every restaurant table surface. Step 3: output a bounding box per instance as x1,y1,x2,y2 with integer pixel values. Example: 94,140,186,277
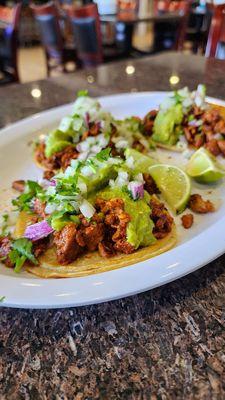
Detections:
1,52,225,399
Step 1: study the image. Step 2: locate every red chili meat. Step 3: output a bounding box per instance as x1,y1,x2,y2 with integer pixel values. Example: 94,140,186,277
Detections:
0,237,13,268
150,196,174,239
54,223,81,265
188,194,215,214
181,214,194,229
12,180,25,192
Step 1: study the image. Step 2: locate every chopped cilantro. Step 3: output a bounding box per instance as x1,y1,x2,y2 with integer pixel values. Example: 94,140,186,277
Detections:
173,91,183,104
9,238,37,273
188,114,194,122
12,180,44,212
96,148,111,162
1,213,9,236
86,159,98,173
77,90,88,97
148,140,156,150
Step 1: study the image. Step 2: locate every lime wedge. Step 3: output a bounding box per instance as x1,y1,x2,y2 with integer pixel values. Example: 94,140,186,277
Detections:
148,164,191,213
186,147,225,183
125,148,156,173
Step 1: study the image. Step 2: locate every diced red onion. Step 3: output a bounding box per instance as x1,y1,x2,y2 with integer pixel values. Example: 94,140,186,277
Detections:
24,220,54,241
128,181,144,200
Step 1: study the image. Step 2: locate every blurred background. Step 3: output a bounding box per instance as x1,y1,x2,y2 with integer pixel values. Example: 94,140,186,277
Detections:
0,0,224,84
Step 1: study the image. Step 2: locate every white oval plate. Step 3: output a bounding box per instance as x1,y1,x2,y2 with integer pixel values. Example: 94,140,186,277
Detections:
1,92,225,309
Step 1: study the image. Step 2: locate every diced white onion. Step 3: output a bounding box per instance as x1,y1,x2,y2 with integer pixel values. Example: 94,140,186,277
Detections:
109,179,116,188
96,133,109,148
65,166,76,178
183,98,193,108
115,140,129,149
76,140,90,153
116,171,129,187
134,173,144,183
81,165,94,176
126,156,134,169
188,119,203,127
79,199,95,219
77,181,87,193
71,159,80,169
91,144,102,154
59,116,73,132
72,117,83,131
46,186,56,196
45,203,57,214
108,157,122,165
78,151,90,161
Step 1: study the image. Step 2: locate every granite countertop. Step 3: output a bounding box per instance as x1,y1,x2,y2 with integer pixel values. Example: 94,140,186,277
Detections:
1,52,225,399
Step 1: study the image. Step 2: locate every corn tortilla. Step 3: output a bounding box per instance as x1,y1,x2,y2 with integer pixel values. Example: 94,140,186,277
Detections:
14,211,176,279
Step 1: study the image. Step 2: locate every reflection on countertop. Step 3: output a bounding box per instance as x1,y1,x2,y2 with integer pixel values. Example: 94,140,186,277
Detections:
1,52,225,128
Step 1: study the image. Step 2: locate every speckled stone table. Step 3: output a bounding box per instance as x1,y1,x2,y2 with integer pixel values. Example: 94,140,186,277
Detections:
1,52,225,400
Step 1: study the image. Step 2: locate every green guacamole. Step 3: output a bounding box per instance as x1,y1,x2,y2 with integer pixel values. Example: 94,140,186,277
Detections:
95,187,156,249
45,130,73,158
152,103,183,145
83,164,118,195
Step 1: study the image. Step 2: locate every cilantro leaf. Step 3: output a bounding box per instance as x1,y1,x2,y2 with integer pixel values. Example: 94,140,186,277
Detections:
1,213,9,236
86,159,98,173
77,90,88,97
12,180,43,212
172,91,183,104
9,238,37,273
0,296,5,303
188,114,194,122
96,148,111,162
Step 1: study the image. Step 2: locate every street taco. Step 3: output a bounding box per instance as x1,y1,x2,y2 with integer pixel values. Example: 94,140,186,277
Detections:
34,86,225,181
143,85,225,156
34,91,151,175
0,149,176,278
14,210,176,278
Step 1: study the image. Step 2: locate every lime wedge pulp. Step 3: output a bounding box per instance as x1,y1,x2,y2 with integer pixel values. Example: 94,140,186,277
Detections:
148,164,191,213
186,147,225,183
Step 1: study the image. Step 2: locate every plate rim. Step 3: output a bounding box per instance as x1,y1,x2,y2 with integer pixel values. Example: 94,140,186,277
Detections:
1,91,225,309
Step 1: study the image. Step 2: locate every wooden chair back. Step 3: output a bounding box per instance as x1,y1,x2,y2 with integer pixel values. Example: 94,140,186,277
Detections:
205,3,225,58
0,3,22,82
153,0,190,51
30,1,64,59
67,3,103,67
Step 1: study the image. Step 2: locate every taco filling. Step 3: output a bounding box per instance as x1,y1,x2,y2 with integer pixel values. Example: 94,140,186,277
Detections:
142,85,225,157
35,91,152,175
0,149,176,277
